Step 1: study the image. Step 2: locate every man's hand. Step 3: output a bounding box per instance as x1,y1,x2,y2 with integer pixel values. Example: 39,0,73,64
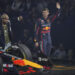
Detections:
35,42,39,47
56,2,61,9
17,16,23,21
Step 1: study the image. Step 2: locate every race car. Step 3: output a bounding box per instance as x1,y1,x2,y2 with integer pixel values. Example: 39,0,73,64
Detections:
0,43,53,75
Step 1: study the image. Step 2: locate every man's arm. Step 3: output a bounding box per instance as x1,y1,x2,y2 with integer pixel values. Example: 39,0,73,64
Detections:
0,25,5,49
51,2,61,23
34,19,40,47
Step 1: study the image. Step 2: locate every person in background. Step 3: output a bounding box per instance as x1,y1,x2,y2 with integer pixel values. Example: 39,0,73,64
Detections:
53,44,66,59
0,13,12,50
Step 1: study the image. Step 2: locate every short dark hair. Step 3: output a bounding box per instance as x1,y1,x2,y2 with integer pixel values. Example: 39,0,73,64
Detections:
42,8,49,12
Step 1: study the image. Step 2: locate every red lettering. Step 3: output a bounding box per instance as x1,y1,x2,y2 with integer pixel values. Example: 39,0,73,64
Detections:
6,64,8,67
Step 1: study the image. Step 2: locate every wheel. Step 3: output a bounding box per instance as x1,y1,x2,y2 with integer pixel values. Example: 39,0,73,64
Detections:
0,57,3,75
18,43,32,60
6,43,32,60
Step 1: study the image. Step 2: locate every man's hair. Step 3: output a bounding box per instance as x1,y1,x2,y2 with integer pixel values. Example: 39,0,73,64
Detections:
42,8,49,12
1,13,9,19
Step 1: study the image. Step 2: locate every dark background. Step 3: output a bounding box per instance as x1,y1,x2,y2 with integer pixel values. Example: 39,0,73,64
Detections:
0,0,75,49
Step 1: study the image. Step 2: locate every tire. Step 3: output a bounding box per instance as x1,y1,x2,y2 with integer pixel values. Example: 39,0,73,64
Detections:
18,43,32,60
5,43,32,61
0,57,3,75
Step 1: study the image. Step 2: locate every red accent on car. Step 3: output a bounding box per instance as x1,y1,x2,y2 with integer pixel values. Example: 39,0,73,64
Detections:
3,68,8,72
13,60,25,66
29,70,36,72
19,70,36,75
43,66,51,70
0,51,3,53
28,67,33,70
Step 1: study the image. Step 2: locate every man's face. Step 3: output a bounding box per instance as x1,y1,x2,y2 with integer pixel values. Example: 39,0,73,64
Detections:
42,10,50,18
2,18,9,24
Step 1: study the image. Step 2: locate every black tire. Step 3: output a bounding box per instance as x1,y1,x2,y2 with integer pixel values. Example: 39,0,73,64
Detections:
0,57,3,75
18,43,32,60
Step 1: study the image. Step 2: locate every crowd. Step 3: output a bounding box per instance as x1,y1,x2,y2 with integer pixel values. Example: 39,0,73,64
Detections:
51,43,73,61
0,0,75,17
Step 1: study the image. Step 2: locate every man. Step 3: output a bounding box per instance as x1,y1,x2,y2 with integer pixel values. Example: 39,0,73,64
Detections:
34,2,61,56
0,13,12,50
53,44,66,59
